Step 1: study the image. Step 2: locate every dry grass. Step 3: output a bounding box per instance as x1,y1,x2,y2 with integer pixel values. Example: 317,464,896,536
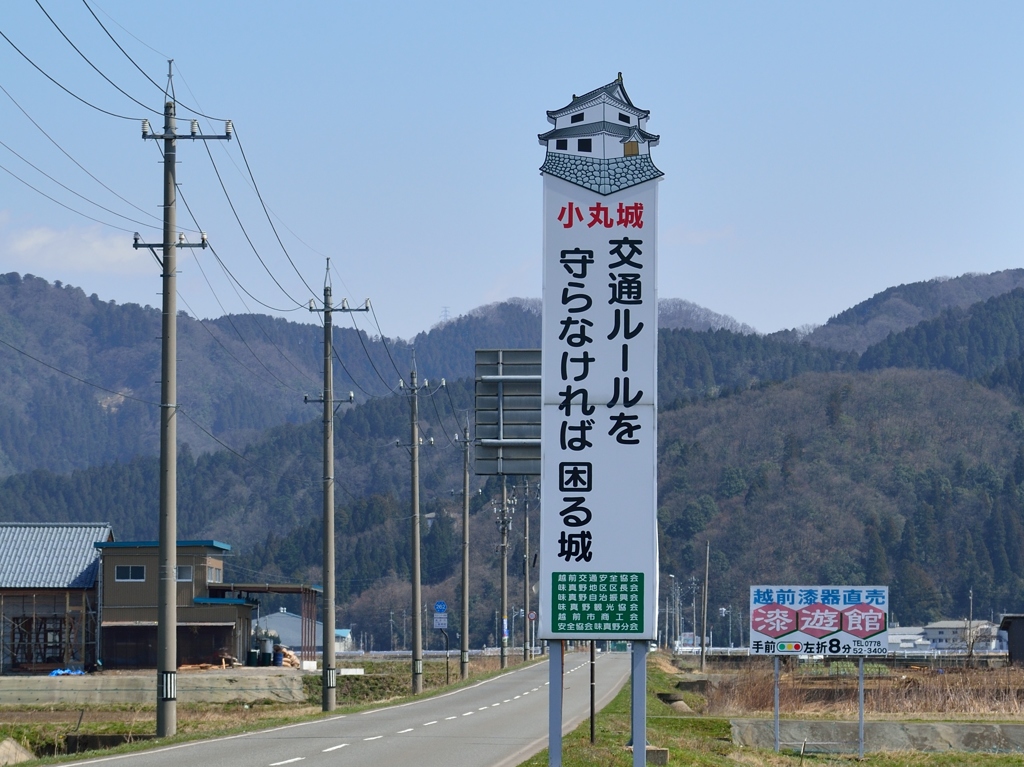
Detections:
704,660,1024,719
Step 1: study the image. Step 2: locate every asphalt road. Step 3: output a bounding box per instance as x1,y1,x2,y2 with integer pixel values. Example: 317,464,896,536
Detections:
68,650,632,767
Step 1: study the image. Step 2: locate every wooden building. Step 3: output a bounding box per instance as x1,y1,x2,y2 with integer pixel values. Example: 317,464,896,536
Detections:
0,523,113,673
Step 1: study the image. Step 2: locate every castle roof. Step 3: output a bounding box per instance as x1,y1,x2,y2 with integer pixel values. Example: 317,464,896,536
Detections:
538,121,659,145
546,76,649,121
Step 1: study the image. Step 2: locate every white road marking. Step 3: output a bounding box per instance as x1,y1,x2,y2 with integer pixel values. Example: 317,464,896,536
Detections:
363,736,382,741
424,721,438,726
491,703,500,707
503,699,511,703
532,687,539,691
398,728,413,734
270,759,304,766
322,745,348,752
523,691,530,696
478,706,489,711
514,695,521,699
445,716,457,720
463,711,474,716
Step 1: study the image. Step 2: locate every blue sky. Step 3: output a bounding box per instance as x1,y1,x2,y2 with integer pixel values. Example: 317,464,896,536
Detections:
1,1,1023,339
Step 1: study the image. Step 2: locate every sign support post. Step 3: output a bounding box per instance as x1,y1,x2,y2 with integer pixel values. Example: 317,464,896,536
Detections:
631,641,647,767
548,640,563,767
859,657,865,759
774,656,780,752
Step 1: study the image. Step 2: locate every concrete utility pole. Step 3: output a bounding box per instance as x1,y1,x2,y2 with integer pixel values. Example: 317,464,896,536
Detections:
306,263,366,711
460,418,471,680
700,540,710,672
409,362,424,693
495,477,514,668
523,479,532,662
134,64,230,738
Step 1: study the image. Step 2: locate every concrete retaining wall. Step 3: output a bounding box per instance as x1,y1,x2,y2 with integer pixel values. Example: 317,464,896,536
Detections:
732,718,1024,754
0,674,306,705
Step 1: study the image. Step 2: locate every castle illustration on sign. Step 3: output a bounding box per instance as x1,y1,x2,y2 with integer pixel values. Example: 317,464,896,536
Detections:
538,73,663,196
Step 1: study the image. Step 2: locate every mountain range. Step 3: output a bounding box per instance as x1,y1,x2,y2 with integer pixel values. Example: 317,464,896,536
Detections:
4,268,1024,643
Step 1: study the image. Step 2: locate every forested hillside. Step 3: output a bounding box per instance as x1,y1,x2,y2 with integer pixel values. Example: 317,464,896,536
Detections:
7,269,1024,644
805,269,1024,353
659,369,1024,627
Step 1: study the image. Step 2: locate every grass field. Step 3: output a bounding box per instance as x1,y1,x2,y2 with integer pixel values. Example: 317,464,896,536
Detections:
6,652,1024,765
520,653,1024,766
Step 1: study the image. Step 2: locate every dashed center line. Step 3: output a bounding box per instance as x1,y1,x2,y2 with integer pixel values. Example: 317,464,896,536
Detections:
514,695,521,699
478,706,489,711
398,728,413,734
504,699,511,703
322,745,348,752
491,703,500,707
445,716,457,720
463,711,474,716
270,759,304,766
363,736,382,741
424,721,438,726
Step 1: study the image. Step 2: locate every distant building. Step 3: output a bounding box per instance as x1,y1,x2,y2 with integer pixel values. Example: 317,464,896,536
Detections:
887,626,929,652
95,539,253,667
921,620,1005,653
999,615,1024,664
258,607,352,653
0,523,113,672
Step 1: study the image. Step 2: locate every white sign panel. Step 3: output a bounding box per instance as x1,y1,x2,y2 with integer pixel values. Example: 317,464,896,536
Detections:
433,613,448,630
537,77,662,641
749,586,889,656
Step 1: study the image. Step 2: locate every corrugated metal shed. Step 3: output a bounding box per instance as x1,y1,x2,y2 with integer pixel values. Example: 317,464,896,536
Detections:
0,523,113,589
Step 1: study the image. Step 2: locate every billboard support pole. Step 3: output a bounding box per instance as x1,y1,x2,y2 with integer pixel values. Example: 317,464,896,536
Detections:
773,656,780,752
630,641,647,767
858,657,865,758
548,640,563,767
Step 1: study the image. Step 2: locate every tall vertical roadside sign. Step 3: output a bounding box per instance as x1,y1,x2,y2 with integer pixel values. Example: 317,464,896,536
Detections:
539,75,663,642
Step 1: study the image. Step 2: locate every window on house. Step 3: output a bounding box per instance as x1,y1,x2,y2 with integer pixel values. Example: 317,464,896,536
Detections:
577,138,592,153
570,113,584,123
207,566,223,583
556,139,568,150
115,565,145,582
618,112,630,123
624,141,639,157
176,565,193,582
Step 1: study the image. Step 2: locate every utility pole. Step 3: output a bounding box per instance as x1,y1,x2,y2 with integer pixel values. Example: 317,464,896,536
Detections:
460,418,471,680
306,262,365,711
405,359,431,694
495,478,514,668
689,576,698,648
134,63,230,738
523,480,532,662
700,540,710,672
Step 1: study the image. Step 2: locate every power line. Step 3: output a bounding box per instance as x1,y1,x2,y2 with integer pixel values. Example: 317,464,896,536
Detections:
0,159,138,233
0,81,168,227
200,139,308,308
366,302,407,379
0,28,140,120
232,127,318,300
174,183,319,388
34,0,161,116
176,283,301,395
0,334,160,407
0,137,160,231
80,0,230,123
348,313,402,394
86,0,169,59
